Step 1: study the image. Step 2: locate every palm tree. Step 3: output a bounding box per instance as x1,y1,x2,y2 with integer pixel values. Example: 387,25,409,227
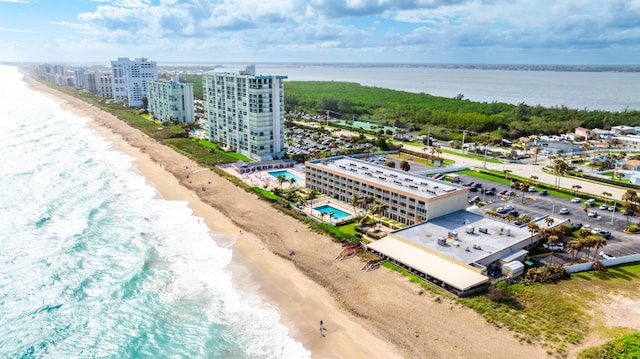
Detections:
422,146,429,165
363,195,375,212
547,235,560,263
553,159,569,188
615,171,625,181
593,236,607,261
373,202,389,231
504,169,512,179
288,177,297,188
520,181,528,203
582,235,598,261
572,184,582,196
567,239,583,263
602,191,612,204
583,203,590,216
532,145,540,165
622,190,638,225
328,211,335,224
527,222,540,248
545,217,555,227
307,189,318,201
530,175,538,185
276,175,286,189
351,194,362,218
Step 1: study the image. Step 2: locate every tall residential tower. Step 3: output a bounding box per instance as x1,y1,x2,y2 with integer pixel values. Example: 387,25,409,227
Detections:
203,65,287,161
148,76,195,123
110,57,158,107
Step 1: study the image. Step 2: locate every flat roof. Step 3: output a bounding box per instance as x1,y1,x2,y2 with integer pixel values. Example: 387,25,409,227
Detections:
390,210,567,266
367,236,489,291
308,157,465,199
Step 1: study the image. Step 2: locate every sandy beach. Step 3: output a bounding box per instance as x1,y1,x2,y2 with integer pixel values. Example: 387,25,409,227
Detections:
25,76,551,359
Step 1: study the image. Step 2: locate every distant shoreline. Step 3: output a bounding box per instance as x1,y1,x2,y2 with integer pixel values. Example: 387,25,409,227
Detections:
9,61,640,73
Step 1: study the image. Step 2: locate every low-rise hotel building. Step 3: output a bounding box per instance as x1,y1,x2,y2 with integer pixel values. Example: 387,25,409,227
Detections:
305,156,469,225
148,76,195,123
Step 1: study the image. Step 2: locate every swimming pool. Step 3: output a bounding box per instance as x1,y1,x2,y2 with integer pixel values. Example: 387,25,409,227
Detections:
268,170,303,183
314,205,351,220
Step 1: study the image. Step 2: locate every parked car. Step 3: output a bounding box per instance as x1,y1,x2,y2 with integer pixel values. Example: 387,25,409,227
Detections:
623,209,635,215
586,198,596,206
485,190,496,196
587,211,598,218
468,196,481,204
559,208,570,215
571,197,581,203
599,251,616,260
499,189,507,195
507,190,515,196
591,228,611,238
469,186,478,192
608,206,616,212
528,186,537,192
508,210,519,217
496,207,508,214
543,242,565,251
514,220,525,226
539,189,548,196
573,222,583,230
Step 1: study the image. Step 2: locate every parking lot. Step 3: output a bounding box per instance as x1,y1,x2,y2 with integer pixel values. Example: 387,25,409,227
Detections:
457,174,640,263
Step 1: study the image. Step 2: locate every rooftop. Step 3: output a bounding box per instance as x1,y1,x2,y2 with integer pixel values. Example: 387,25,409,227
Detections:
309,156,465,198
390,209,567,266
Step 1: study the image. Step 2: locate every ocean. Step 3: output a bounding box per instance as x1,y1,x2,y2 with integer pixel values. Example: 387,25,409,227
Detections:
251,64,640,112
0,65,309,358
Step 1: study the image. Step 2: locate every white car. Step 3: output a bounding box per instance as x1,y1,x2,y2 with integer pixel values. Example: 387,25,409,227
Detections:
591,228,611,238
588,211,598,218
599,251,616,260
599,204,608,210
543,242,565,251
559,208,570,215
571,197,581,203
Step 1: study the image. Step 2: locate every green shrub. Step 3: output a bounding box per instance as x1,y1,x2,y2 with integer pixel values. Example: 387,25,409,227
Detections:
520,263,568,286
579,332,640,359
626,224,640,233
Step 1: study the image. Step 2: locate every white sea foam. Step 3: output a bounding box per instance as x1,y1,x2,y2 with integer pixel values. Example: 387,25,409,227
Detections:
0,65,310,358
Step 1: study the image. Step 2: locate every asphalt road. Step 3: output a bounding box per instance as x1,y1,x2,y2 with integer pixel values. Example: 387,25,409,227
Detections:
457,173,640,263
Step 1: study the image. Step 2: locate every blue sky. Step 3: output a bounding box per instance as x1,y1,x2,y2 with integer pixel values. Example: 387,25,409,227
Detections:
1,0,639,65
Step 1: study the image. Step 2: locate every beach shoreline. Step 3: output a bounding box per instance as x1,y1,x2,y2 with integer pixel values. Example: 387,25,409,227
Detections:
24,74,550,359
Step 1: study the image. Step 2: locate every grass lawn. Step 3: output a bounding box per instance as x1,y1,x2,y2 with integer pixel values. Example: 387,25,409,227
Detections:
385,257,640,357
441,148,503,163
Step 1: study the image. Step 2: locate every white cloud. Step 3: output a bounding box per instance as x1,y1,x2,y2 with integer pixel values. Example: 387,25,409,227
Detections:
0,27,35,32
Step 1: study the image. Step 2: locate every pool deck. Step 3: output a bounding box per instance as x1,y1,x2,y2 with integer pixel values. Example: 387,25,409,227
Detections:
221,166,306,189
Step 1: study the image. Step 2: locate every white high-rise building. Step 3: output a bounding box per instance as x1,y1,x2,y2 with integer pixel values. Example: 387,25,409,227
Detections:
203,65,287,161
110,57,157,107
148,76,195,123
98,73,113,99
73,67,88,89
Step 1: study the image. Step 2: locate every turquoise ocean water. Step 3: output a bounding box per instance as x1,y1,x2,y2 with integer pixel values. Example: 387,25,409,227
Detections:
0,65,310,358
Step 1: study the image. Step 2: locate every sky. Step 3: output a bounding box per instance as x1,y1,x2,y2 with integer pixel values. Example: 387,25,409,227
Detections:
0,0,639,65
